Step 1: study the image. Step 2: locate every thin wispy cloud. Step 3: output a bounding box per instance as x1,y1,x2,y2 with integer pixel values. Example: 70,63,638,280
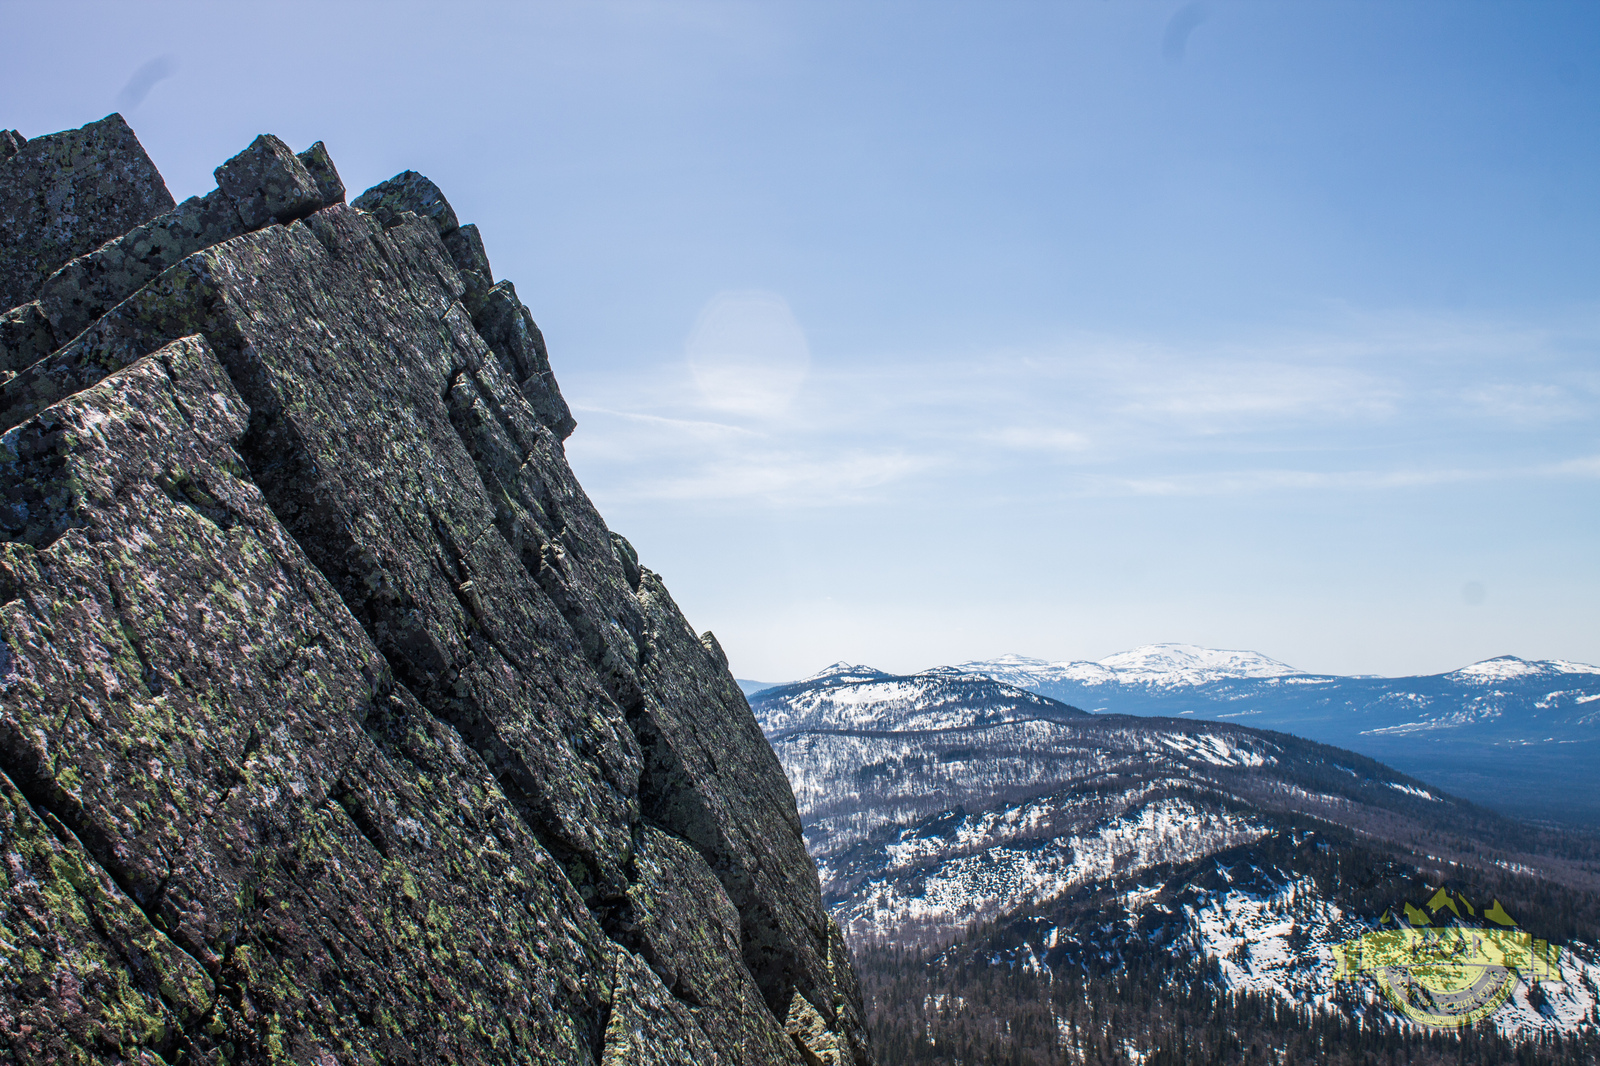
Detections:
1107,362,1394,420
1547,455,1600,478
1458,382,1592,426
566,306,1600,510
984,426,1092,452
1105,451,1600,498
1102,466,1488,498
640,451,932,506
570,405,761,444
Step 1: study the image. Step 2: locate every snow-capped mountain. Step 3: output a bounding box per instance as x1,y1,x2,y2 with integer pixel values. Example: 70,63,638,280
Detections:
751,667,1087,735
1449,654,1600,685
750,667,1600,1044
800,662,896,684
953,649,1600,824
961,643,1304,690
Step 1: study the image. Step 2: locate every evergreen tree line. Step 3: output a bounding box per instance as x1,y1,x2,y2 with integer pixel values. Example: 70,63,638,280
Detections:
856,942,1599,1066
851,827,1600,1065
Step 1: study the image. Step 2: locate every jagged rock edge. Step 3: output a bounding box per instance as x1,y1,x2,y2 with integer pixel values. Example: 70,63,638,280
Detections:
0,127,864,1063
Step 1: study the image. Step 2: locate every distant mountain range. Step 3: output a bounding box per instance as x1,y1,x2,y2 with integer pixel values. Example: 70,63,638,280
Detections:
743,644,1600,823
969,643,1307,689
745,666,1600,1044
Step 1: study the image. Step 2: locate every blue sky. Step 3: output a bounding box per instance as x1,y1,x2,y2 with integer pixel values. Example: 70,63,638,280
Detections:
5,1,1598,679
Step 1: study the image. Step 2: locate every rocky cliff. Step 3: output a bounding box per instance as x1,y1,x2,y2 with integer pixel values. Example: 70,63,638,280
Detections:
0,116,871,1066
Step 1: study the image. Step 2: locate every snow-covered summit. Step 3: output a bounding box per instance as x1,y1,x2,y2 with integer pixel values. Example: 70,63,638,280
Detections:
956,643,1302,690
954,653,1119,686
1448,655,1600,684
801,662,891,684
1097,644,1303,686
749,668,1087,735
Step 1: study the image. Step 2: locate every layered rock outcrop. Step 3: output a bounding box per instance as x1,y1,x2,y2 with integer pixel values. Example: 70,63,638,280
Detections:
0,116,870,1066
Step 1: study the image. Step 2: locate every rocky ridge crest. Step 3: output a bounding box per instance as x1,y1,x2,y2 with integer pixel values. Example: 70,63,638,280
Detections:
0,115,870,1066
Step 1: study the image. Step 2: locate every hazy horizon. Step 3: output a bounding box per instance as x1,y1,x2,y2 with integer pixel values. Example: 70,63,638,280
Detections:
6,1,1597,680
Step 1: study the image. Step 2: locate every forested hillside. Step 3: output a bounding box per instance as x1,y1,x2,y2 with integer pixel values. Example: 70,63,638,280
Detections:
753,666,1600,1063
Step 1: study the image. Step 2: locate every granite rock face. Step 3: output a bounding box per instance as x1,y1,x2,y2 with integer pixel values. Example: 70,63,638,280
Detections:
352,172,574,440
20,135,348,373
0,115,174,314
0,118,870,1066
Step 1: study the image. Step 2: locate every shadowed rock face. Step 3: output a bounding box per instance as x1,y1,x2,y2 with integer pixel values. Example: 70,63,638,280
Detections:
0,118,870,1066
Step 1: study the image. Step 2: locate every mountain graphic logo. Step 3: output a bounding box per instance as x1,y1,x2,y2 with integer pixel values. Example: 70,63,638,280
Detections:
1333,889,1559,1027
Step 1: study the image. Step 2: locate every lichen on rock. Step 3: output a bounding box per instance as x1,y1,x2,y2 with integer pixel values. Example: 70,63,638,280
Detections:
0,114,174,312
0,117,871,1065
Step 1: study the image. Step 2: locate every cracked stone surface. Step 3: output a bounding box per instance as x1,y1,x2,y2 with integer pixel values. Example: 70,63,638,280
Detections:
0,117,870,1065
0,114,174,313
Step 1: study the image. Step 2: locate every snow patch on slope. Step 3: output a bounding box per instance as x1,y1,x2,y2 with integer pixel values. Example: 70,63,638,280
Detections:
1190,875,1359,1011
1187,877,1600,1039
833,797,1266,939
1385,781,1439,801
1157,731,1271,768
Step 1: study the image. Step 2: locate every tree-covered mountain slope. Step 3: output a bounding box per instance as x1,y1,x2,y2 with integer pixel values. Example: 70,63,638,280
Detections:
752,665,1600,1060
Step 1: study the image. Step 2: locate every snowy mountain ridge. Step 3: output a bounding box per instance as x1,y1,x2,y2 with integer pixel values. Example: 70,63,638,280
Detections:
800,661,893,684
749,648,1600,819
751,665,1600,1045
748,648,1600,702
1448,654,1600,683
956,644,1600,691
945,647,1600,823
752,667,1088,736
949,643,1303,690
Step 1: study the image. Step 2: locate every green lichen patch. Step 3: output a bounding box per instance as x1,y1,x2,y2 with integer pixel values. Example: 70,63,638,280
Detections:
4,124,872,1065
